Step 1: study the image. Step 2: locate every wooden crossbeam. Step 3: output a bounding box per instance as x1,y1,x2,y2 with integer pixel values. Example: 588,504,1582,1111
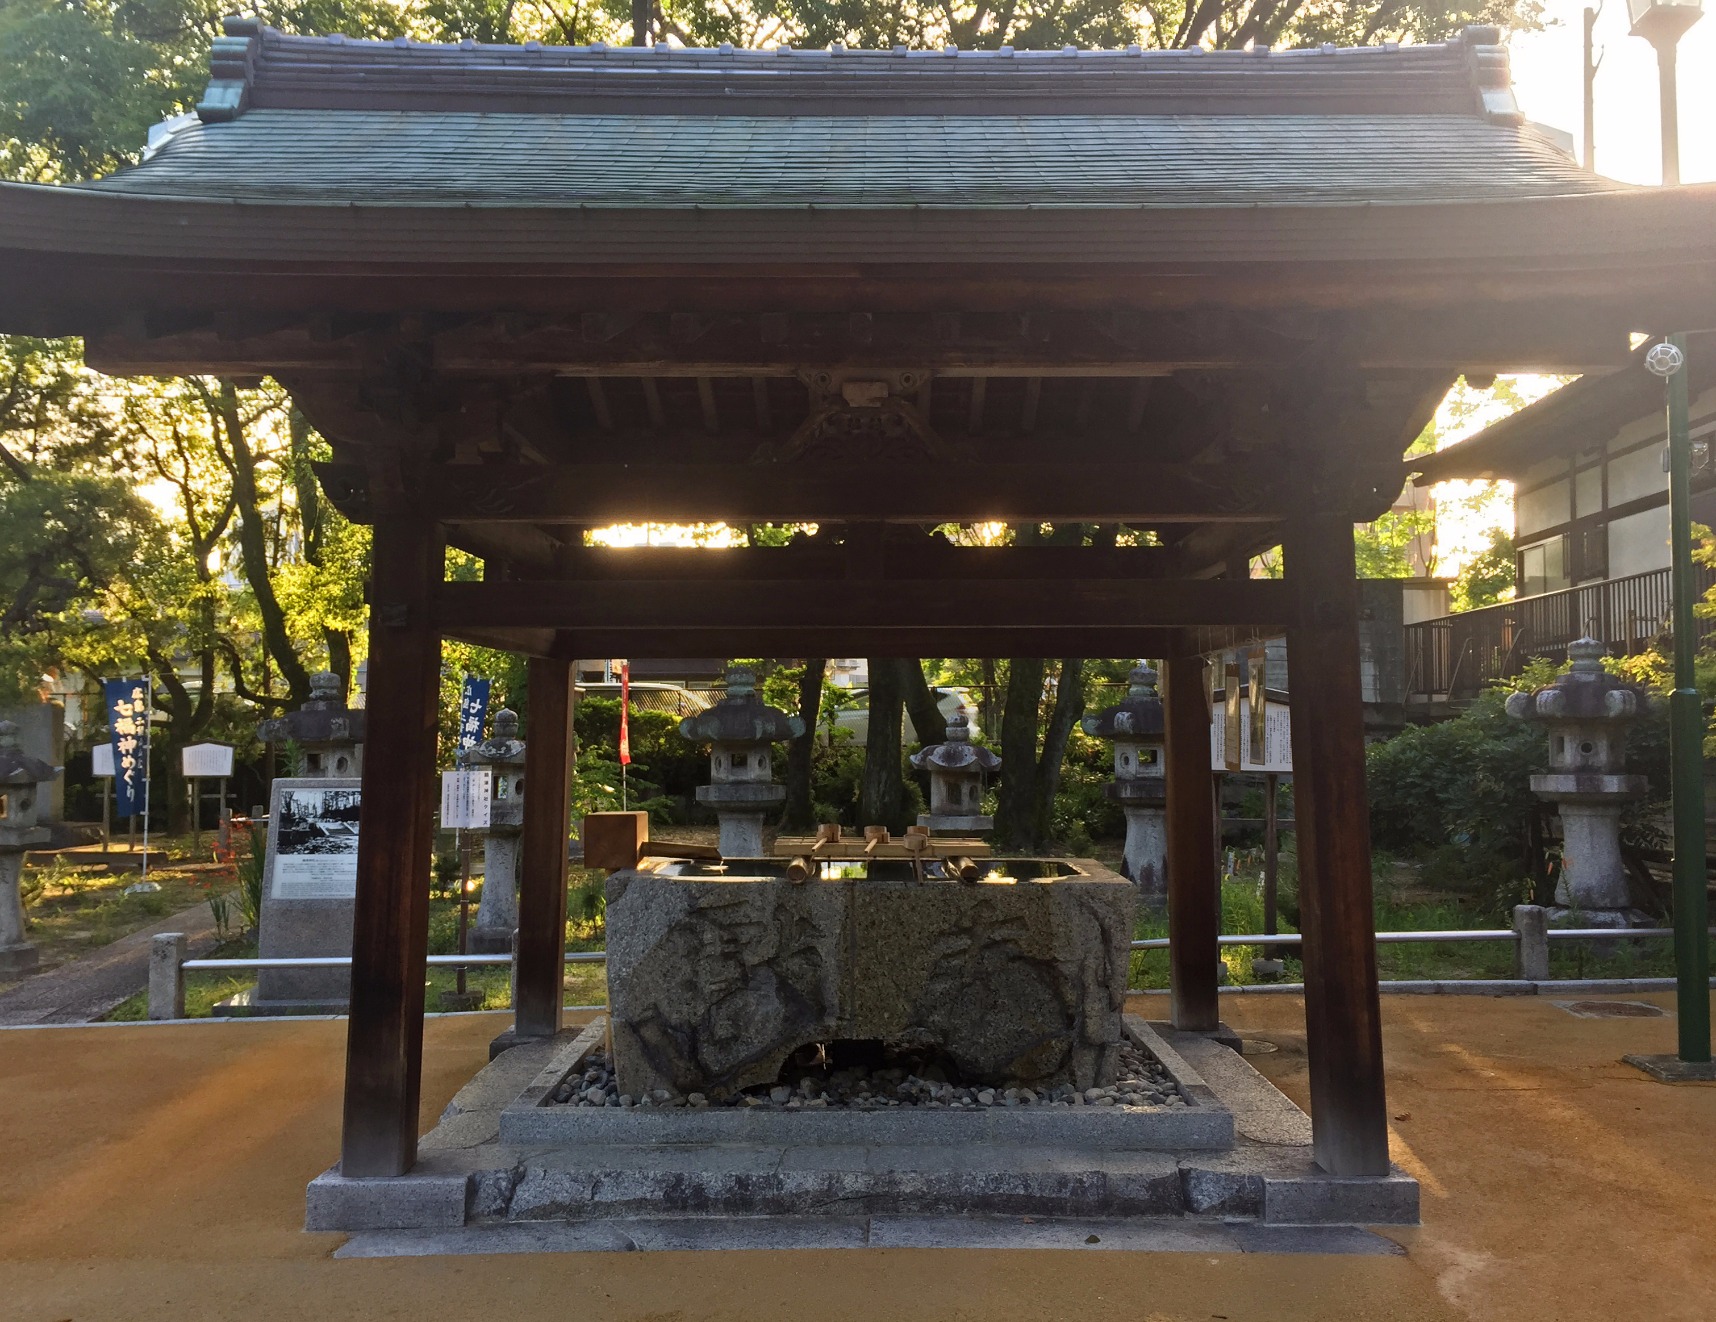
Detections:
81,306,1637,378
440,620,1275,660
399,461,1292,525
434,576,1290,632
539,545,1176,581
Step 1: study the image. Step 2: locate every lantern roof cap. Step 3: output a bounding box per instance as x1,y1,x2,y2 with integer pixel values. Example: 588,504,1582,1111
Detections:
258,671,367,745
1506,634,1645,722
911,712,1001,773
0,721,55,784
679,666,803,744
1082,662,1166,739
461,707,525,766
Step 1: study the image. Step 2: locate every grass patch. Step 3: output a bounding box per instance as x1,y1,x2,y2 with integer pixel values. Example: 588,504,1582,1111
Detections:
1122,847,1677,990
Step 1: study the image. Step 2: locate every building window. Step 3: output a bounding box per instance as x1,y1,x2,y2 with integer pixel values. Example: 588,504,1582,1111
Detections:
1518,536,1569,599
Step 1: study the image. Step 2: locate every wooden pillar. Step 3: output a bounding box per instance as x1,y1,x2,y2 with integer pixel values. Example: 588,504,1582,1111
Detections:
1164,647,1220,1031
514,655,576,1041
1284,511,1390,1177
340,512,443,1178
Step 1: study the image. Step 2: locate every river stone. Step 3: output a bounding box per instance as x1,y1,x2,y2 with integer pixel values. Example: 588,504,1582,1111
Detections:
604,865,1136,1099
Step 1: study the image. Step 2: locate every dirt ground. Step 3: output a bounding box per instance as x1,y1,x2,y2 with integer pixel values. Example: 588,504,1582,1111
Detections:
2,991,1712,1322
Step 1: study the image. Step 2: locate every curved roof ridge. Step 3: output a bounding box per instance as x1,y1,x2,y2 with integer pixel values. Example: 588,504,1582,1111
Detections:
194,17,1520,123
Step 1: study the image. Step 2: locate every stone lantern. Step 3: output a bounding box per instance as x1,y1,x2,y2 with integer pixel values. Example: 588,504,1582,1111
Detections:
1082,662,1168,904
0,721,55,977
459,708,525,952
911,713,1000,833
679,667,803,857
1506,636,1651,928
257,671,365,777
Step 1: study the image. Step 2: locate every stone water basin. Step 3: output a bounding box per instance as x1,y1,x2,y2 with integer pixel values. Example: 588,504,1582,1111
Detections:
603,857,1136,1101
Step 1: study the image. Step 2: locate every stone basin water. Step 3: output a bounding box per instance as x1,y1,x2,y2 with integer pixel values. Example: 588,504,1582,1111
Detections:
603,857,1136,1101
638,856,1083,883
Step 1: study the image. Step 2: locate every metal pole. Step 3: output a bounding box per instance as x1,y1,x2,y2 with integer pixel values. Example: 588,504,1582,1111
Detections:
101,777,111,854
1665,333,1712,1061
1263,771,1280,957
1658,41,1680,186
456,831,471,998
1583,6,1600,172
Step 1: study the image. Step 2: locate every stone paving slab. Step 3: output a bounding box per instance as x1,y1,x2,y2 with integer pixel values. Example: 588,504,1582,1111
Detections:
0,893,227,1025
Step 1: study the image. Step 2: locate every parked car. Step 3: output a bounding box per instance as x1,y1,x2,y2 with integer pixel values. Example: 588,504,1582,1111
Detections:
575,680,714,719
830,686,980,744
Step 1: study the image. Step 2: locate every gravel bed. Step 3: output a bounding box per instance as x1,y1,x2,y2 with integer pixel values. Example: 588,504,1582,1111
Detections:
548,1040,1184,1111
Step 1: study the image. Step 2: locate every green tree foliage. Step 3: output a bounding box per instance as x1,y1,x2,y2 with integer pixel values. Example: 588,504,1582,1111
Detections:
1450,528,1515,611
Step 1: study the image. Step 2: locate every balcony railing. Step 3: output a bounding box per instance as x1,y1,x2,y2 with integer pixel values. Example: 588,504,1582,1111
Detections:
1404,566,1716,702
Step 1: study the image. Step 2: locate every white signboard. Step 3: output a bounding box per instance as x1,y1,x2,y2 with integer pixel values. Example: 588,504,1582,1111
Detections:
269,782,362,899
92,743,114,777
440,767,492,830
181,742,235,778
1210,698,1293,774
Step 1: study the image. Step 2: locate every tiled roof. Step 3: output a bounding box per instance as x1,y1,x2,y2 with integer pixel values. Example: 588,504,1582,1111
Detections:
92,110,1602,208
73,20,1612,211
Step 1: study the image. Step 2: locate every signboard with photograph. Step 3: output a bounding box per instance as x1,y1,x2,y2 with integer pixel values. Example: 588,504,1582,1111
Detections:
266,780,362,899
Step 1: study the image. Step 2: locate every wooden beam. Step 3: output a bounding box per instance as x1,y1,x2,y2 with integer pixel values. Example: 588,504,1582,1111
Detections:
541,544,1176,581
468,624,1276,660
407,462,1298,525
515,657,576,1041
81,305,1639,379
1165,648,1221,1033
340,511,444,1178
436,577,1291,633
1283,510,1390,1177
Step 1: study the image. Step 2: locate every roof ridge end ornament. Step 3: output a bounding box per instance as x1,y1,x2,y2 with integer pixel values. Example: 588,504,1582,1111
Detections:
196,15,262,124
1459,22,1525,125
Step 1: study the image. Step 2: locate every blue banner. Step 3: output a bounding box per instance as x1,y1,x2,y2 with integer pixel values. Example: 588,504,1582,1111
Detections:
104,677,150,818
457,676,491,752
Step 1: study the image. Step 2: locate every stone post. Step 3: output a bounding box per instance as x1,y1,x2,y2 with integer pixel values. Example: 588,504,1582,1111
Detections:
149,931,188,1019
460,708,526,953
0,720,55,978
1512,904,1550,981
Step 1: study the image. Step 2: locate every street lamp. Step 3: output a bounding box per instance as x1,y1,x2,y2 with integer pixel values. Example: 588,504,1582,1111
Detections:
1631,0,1713,1078
1629,0,1704,183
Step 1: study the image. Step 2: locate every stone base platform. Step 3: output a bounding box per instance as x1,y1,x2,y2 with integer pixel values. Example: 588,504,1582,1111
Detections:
306,1016,1418,1237
214,989,349,1018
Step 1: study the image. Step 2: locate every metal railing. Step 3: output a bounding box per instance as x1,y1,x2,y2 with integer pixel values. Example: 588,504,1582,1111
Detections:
1403,565,1716,702
143,909,1706,1020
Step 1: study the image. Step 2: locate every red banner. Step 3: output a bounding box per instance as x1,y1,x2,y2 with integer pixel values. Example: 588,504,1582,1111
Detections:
618,661,632,766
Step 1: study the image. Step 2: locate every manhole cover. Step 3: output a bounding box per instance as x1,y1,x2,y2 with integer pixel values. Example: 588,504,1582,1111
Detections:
1553,1000,1667,1019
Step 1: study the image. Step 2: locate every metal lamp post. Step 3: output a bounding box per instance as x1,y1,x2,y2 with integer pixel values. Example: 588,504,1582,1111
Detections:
1633,0,1712,1075
1629,0,1704,184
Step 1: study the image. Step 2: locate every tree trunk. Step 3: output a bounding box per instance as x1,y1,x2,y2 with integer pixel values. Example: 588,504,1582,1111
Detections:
898,659,947,746
993,658,1046,850
859,657,906,828
211,381,312,706
1032,658,1087,846
782,658,825,831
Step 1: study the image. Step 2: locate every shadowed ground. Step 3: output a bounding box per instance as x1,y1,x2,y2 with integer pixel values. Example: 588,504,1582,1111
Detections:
1,991,1711,1322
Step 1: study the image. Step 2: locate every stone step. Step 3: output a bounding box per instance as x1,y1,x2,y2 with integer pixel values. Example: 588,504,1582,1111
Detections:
488,1144,1195,1221
308,1142,1416,1230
